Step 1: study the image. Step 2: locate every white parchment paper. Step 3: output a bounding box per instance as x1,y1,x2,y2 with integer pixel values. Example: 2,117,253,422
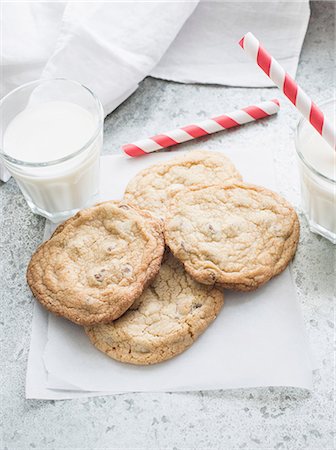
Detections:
26,146,313,399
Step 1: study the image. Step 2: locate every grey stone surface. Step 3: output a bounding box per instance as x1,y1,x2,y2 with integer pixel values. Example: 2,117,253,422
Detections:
1,2,335,449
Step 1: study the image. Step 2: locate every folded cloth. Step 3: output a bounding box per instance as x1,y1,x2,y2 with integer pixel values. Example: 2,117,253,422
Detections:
151,1,311,86
0,1,310,181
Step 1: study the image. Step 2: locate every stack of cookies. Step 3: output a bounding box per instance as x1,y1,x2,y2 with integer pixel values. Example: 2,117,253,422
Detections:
27,150,299,365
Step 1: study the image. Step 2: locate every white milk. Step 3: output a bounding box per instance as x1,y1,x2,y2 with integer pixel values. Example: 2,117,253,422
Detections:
3,101,102,222
296,101,336,243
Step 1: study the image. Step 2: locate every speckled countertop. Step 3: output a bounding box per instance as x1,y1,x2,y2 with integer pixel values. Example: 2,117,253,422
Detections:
1,2,335,449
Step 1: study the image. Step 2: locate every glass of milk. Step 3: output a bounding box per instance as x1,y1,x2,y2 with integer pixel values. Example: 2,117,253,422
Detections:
0,79,104,222
295,99,336,244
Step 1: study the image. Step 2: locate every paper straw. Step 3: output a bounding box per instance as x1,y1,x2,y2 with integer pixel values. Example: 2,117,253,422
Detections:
123,99,280,157
239,32,335,149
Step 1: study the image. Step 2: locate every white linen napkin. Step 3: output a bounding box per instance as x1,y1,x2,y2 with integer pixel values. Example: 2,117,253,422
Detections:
1,1,310,180
152,1,310,86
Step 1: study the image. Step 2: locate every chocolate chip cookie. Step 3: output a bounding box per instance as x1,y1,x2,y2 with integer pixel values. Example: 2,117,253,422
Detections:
165,183,300,291
27,201,165,325
85,253,224,364
124,150,242,218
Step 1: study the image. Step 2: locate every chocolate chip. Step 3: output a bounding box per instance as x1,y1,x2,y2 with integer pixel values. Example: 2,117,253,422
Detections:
192,303,202,309
208,224,214,232
123,265,133,274
94,272,104,282
208,271,216,282
181,242,187,252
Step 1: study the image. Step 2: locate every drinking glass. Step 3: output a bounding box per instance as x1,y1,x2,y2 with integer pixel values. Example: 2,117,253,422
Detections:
295,99,336,243
0,79,104,222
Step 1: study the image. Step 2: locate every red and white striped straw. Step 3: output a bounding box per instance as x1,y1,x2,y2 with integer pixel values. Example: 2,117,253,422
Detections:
239,32,336,150
122,99,280,157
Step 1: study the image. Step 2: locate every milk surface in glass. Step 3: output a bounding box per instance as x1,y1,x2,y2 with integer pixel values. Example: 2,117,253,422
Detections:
0,79,103,222
295,99,336,243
